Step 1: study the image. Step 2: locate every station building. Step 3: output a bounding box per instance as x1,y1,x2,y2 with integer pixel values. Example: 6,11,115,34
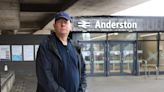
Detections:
1,16,164,77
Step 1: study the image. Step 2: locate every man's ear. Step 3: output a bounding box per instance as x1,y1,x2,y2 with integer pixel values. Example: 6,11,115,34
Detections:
53,22,55,27
53,22,56,31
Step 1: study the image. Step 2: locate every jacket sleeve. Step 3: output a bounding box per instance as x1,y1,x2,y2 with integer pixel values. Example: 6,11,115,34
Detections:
78,51,87,92
36,44,65,92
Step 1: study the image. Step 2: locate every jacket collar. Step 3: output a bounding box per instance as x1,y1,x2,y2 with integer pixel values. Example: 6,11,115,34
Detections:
48,33,62,61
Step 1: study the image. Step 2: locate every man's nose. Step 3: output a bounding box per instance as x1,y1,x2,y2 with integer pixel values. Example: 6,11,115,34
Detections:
61,22,66,26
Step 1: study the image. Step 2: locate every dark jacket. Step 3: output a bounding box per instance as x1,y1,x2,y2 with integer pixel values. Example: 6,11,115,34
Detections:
36,34,87,92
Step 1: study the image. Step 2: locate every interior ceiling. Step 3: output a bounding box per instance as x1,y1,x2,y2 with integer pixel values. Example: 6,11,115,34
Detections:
0,0,150,34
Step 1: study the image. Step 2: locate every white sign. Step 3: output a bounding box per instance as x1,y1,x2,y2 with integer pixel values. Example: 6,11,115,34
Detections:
73,17,164,32
12,45,22,61
0,45,10,61
95,20,137,29
23,45,34,61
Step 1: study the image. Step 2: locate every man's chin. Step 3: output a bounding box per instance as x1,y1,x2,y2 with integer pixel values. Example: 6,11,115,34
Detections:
60,32,69,35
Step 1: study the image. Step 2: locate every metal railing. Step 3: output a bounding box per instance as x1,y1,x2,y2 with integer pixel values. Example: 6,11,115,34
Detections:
142,59,159,80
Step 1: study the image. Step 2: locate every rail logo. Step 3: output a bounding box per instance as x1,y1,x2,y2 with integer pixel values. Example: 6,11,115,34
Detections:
77,20,91,28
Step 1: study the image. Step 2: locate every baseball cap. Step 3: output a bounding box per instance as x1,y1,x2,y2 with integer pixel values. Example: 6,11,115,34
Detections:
54,11,72,22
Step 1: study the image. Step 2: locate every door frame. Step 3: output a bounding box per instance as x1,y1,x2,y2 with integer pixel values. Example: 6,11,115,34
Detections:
78,40,137,76
78,41,106,76
107,41,136,76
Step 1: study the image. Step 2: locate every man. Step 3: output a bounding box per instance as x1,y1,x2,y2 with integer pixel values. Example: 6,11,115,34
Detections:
36,11,87,92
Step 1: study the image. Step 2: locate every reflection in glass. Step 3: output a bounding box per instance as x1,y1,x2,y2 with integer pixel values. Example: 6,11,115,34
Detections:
109,43,121,72
81,44,91,74
72,33,106,41
93,44,104,73
161,32,164,40
81,44,91,51
108,33,136,40
138,41,157,72
160,41,164,71
138,33,157,40
109,43,134,74
122,43,133,73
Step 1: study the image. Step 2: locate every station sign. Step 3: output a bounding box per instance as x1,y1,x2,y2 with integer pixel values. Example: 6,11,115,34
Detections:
72,16,164,32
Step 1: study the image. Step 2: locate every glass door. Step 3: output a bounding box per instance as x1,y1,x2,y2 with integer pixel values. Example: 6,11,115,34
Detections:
122,43,134,74
80,41,105,76
93,43,105,75
108,42,135,75
109,43,121,75
81,43,92,74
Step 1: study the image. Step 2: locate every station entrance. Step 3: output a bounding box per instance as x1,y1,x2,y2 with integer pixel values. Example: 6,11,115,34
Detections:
108,41,135,76
71,16,164,76
78,40,136,76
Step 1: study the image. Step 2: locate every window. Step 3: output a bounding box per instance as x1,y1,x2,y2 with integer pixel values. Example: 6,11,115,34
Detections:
72,33,106,41
0,45,10,61
161,32,164,40
138,33,157,40
108,33,136,40
23,45,34,61
12,45,23,61
160,40,164,71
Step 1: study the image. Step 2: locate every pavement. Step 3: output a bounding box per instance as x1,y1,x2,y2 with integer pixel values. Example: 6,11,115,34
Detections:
10,75,37,92
87,75,164,92
9,75,164,92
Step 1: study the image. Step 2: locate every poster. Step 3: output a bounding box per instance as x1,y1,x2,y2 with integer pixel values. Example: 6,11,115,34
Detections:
23,45,34,61
12,45,22,61
0,45,10,61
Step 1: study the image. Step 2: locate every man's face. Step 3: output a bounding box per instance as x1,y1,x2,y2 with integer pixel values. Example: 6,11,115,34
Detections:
54,18,72,35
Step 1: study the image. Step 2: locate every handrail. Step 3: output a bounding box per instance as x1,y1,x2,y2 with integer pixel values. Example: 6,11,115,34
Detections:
142,59,159,79
155,66,159,80
142,59,148,78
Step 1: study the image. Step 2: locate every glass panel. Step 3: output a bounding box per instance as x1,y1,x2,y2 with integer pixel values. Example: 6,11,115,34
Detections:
72,33,106,41
160,41,164,71
0,45,10,61
122,43,134,73
138,33,157,40
108,33,136,40
23,45,34,61
12,45,22,61
81,44,91,74
109,43,121,73
138,41,157,72
161,32,164,40
93,44,104,73
137,41,144,72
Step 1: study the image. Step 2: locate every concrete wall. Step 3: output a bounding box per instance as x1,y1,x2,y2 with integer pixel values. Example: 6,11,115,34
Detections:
0,35,48,77
0,35,48,45
0,62,36,78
